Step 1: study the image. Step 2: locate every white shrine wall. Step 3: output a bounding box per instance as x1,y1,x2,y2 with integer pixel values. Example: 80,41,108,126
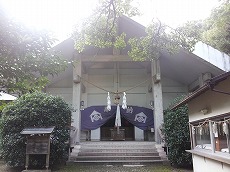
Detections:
45,65,188,141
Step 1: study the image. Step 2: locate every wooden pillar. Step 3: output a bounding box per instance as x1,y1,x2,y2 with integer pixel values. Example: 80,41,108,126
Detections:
151,59,164,144
190,125,196,149
72,60,82,144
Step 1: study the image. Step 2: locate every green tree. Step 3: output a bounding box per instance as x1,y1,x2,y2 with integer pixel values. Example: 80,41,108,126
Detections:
178,1,230,55
0,92,71,167
202,1,230,55
72,0,197,61
128,20,197,61
73,0,140,53
0,10,67,94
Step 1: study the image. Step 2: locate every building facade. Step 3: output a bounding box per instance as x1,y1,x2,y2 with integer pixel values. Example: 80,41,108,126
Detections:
173,72,230,172
45,17,227,145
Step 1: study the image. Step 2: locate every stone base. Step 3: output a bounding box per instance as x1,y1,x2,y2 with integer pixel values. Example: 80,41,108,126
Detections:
22,170,51,172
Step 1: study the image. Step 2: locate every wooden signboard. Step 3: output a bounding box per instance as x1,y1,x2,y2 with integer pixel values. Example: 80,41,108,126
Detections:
26,135,49,154
21,127,54,171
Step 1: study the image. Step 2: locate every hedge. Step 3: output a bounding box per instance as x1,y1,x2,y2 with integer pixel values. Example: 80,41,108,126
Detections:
163,103,192,167
0,92,71,168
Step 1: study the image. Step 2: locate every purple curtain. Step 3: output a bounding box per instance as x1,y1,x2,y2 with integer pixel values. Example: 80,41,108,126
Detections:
81,106,116,130
120,106,154,130
81,106,154,130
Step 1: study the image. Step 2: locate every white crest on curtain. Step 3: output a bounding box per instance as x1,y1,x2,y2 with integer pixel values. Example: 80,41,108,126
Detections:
122,92,127,109
115,104,121,127
107,92,111,111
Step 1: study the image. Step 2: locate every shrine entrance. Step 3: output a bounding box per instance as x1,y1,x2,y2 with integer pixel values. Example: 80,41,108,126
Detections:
81,105,154,141
101,116,134,141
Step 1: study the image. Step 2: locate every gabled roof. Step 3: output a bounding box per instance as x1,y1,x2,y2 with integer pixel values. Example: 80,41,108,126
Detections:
171,71,230,109
49,16,224,87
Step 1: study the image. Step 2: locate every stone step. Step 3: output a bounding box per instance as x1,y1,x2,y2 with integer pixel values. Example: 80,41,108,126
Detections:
80,141,155,144
69,141,167,164
74,156,161,161
81,143,156,146
71,159,164,164
80,147,157,150
78,152,159,156
78,148,157,152
79,142,156,147
80,144,156,148
80,146,156,149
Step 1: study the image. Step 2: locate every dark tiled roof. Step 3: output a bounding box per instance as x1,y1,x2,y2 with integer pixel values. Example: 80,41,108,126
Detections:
171,71,230,110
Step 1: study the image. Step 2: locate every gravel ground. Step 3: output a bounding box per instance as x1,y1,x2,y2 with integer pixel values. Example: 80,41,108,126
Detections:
0,161,24,172
56,164,193,172
0,161,193,172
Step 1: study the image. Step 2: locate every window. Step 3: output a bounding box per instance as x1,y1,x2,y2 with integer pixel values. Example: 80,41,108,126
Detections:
192,121,211,150
212,120,229,153
190,116,230,154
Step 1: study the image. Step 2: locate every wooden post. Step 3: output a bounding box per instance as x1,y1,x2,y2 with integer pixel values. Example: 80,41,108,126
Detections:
189,124,194,149
25,154,29,170
228,133,230,154
46,137,51,170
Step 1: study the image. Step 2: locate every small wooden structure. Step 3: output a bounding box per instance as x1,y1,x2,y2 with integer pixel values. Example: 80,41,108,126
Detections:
21,127,54,171
110,128,125,140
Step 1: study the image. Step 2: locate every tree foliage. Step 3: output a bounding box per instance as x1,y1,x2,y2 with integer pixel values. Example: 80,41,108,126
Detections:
73,0,230,61
0,92,71,168
202,1,230,55
73,0,140,53
72,0,197,61
0,10,67,94
178,1,230,55
128,20,197,61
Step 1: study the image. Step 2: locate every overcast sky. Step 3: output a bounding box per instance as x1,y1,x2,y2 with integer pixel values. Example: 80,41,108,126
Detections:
0,0,220,41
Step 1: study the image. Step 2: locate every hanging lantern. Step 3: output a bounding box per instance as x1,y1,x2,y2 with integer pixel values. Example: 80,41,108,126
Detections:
107,92,111,111
223,122,229,135
114,93,120,105
122,92,127,109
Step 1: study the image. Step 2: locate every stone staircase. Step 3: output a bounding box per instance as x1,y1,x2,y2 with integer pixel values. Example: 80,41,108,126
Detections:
69,141,167,164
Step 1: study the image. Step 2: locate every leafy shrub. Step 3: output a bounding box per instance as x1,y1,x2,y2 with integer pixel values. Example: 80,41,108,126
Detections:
0,101,7,117
0,101,8,155
163,103,192,167
0,92,71,168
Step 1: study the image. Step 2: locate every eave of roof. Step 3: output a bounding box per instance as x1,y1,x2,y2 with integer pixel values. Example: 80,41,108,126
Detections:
171,71,230,110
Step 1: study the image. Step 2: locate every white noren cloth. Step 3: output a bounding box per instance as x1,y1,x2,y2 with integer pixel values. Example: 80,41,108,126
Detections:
115,104,121,127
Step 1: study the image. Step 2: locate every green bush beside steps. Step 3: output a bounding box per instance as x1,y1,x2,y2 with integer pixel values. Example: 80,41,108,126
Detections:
163,97,192,167
0,92,71,168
